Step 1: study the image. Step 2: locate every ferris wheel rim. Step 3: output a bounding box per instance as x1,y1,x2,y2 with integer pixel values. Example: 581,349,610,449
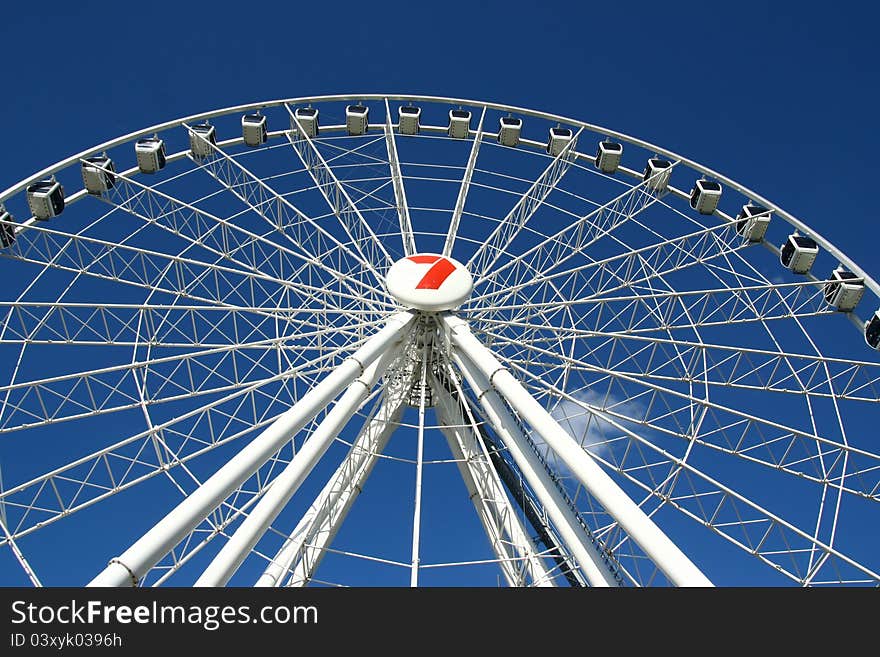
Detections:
4,94,876,584
1,92,876,302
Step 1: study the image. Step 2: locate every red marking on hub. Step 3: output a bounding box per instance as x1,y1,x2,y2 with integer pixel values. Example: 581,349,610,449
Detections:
407,255,457,290
407,255,441,264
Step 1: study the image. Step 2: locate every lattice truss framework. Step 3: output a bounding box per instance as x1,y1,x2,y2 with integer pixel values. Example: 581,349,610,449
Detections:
0,96,878,588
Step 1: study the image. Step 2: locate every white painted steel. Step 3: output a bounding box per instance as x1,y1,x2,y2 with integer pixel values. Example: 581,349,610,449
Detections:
409,338,430,587
432,375,554,586
449,352,619,588
1,93,877,587
444,106,486,257
278,369,413,587
257,389,410,587
1,93,874,304
194,348,400,586
384,98,415,256
443,314,713,587
87,311,414,587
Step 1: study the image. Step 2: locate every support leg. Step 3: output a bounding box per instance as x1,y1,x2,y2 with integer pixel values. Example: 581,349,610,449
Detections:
442,313,712,587
88,312,414,587
195,346,402,586
450,351,620,587
258,364,414,587
432,370,554,586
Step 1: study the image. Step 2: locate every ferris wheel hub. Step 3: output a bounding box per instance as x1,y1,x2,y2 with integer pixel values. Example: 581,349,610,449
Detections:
385,254,473,311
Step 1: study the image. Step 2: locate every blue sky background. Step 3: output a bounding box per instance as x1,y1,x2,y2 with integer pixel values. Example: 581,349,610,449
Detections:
3,0,875,274
0,1,877,586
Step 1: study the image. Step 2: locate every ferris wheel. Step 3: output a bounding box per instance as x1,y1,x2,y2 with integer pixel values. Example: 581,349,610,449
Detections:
0,94,878,587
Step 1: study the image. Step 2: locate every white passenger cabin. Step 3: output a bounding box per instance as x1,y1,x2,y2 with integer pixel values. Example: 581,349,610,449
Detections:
735,204,771,242
346,105,369,136
448,109,471,139
866,310,880,350
823,267,864,312
780,233,819,274
189,123,216,158
27,179,64,220
293,107,319,138
81,155,116,195
135,137,166,174
690,179,722,215
547,127,573,156
643,158,672,192
0,206,14,248
398,106,421,135
497,117,522,147
242,113,268,147
595,140,623,173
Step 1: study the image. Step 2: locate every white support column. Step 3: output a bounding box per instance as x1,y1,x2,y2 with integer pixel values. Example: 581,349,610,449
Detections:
432,374,554,587
259,371,412,587
442,314,713,587
409,340,430,587
194,347,400,587
88,312,414,587
450,352,619,588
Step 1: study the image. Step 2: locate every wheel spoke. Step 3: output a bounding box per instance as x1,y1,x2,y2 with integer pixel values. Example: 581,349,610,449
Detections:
285,103,393,270
496,341,880,504
467,127,583,278
181,124,389,300
2,95,879,586
474,161,678,289
384,99,416,256
444,106,487,257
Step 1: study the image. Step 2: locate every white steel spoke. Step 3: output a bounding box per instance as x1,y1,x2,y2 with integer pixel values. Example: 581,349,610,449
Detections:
0,321,373,435
1,220,307,317
471,280,834,333
499,343,880,504
384,98,416,256
443,313,712,586
286,104,392,268
0,301,368,347
467,127,583,277
97,166,295,285
2,95,879,587
91,161,390,312
444,106,486,257
0,375,288,546
87,311,413,586
474,313,880,402
149,481,272,586
0,339,361,545
449,351,621,587
0,470,41,586
468,221,750,311
699,236,853,569
181,125,388,297
0,339,285,435
521,376,880,584
195,343,403,586
266,356,416,587
474,161,677,289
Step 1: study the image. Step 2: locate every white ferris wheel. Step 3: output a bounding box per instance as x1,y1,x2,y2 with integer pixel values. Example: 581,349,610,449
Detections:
0,94,878,587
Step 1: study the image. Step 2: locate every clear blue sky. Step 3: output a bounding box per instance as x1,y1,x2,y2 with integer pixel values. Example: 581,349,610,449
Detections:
3,0,875,276
0,1,877,586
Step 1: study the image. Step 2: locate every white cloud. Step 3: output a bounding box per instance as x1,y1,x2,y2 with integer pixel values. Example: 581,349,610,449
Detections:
546,389,647,460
